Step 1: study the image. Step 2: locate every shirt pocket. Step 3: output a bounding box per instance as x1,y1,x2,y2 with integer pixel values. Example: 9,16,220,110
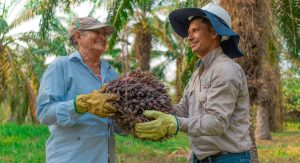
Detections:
199,89,208,103
200,81,209,103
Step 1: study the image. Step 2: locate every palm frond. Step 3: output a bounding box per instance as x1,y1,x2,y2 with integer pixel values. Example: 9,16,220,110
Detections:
151,15,177,55
8,8,37,30
0,18,9,42
274,0,300,64
107,0,135,48
135,0,154,12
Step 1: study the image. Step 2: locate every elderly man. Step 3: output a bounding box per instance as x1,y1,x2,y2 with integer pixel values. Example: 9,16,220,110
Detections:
135,2,252,163
36,17,120,162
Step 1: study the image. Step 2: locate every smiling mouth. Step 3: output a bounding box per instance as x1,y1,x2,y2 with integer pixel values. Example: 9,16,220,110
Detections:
95,41,104,45
191,42,198,47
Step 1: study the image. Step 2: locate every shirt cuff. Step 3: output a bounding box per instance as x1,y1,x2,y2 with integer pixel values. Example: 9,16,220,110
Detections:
56,100,78,127
177,117,189,133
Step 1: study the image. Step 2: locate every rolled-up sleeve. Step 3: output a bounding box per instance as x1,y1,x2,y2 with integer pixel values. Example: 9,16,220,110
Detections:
36,60,77,127
178,64,240,137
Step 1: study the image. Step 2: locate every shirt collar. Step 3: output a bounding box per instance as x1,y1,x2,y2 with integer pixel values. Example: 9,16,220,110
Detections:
69,51,82,61
69,51,111,70
202,47,223,68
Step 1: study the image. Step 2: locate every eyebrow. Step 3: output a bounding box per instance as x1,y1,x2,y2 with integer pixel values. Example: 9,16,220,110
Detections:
188,26,200,33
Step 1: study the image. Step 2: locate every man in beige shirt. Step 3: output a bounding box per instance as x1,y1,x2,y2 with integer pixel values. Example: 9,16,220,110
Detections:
135,2,251,163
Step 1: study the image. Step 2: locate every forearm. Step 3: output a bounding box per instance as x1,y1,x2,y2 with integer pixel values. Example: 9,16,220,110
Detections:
178,113,227,138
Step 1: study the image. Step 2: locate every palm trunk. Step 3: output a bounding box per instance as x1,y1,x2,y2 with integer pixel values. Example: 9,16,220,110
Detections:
121,32,130,73
255,104,271,139
26,78,37,123
0,44,3,53
134,20,152,71
18,67,37,123
175,53,184,102
268,58,283,132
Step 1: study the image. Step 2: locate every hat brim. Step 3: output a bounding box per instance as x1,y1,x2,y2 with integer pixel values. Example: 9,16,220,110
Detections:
169,8,243,58
84,24,115,36
169,8,236,38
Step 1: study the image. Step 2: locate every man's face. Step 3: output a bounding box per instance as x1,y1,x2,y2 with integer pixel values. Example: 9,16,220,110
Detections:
187,18,216,58
76,28,107,55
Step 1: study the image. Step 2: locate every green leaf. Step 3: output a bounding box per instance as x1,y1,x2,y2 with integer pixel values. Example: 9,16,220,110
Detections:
0,18,9,34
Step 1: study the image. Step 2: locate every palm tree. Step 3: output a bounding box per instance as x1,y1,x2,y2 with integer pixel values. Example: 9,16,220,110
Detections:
0,0,74,123
0,1,41,123
107,0,157,71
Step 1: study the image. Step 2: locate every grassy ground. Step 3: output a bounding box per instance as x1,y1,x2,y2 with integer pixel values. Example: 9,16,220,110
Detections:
0,121,299,163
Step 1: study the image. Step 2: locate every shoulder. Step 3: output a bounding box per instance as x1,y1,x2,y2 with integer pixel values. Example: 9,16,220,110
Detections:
47,56,68,70
212,54,245,83
48,50,82,69
49,51,79,67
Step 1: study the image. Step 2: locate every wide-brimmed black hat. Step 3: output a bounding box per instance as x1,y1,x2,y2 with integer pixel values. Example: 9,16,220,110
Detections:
169,2,243,58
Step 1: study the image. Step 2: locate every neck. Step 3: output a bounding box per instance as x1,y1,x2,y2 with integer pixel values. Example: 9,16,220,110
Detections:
198,43,220,60
79,49,100,68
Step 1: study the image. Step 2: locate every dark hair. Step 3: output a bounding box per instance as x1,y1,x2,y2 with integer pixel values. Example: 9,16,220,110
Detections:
189,16,212,27
189,16,218,36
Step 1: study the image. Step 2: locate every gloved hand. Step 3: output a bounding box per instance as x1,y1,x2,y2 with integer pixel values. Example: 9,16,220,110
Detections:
135,110,179,140
74,88,119,117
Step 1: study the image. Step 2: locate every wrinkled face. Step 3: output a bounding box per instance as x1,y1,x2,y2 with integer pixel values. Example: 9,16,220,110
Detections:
75,28,107,55
187,18,217,58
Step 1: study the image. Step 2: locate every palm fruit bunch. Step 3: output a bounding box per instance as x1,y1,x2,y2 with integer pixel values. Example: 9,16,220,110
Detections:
100,70,174,138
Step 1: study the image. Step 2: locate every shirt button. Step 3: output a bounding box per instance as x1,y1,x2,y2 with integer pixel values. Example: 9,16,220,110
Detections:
77,137,80,141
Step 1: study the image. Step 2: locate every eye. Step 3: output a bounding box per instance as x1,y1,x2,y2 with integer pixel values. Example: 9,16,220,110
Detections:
93,31,107,38
194,29,201,33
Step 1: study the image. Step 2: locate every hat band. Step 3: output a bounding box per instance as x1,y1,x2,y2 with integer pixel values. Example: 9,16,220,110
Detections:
75,19,80,29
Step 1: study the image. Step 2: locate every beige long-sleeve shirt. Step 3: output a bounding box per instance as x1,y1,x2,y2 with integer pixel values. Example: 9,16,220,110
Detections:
173,47,252,161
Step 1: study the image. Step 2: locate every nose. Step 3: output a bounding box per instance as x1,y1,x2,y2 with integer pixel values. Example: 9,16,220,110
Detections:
100,34,107,39
98,34,107,41
187,33,193,42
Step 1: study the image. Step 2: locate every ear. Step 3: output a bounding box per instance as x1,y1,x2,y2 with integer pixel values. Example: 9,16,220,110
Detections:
74,31,81,41
208,27,218,39
211,31,218,39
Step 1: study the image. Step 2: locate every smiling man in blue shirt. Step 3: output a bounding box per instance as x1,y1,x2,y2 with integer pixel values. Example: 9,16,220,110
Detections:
36,17,120,163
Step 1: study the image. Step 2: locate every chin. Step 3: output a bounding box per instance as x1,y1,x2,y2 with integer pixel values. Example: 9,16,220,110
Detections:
94,47,105,53
191,48,199,54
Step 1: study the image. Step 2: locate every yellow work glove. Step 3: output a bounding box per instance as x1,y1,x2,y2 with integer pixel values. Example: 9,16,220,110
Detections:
74,90,119,117
135,110,179,140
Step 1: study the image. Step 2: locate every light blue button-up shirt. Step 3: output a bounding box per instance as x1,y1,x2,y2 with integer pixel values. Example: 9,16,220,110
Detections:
36,51,118,163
